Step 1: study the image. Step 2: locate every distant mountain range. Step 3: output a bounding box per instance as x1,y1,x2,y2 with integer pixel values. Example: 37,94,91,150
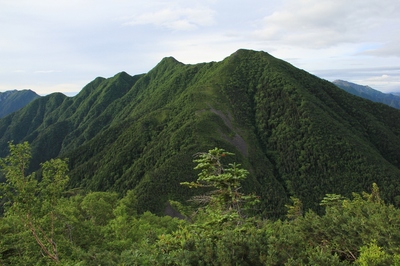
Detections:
0,89,40,118
1,49,400,216
333,80,400,109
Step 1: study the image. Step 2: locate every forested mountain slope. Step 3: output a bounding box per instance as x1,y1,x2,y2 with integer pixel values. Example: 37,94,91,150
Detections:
333,79,400,109
0,89,40,118
1,49,400,216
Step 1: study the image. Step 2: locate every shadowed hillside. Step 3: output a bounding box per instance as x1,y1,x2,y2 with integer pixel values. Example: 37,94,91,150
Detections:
333,79,400,109
1,49,400,216
0,89,40,118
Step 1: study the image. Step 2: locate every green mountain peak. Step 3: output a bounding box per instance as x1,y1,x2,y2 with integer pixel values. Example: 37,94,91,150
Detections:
2,50,400,216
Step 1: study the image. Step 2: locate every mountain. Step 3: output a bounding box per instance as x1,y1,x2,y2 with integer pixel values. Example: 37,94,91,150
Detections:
333,79,400,109
0,89,41,118
1,49,400,217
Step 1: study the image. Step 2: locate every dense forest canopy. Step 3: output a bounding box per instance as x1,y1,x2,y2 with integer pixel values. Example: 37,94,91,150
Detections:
1,49,400,218
1,143,400,265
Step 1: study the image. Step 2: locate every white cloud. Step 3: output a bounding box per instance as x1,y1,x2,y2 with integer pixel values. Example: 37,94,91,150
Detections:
1,0,400,94
123,6,216,31
357,74,400,93
253,0,400,49
34,70,61,74
361,39,400,57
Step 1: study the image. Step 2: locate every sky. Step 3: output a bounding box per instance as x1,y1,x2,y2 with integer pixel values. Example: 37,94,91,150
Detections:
1,0,400,96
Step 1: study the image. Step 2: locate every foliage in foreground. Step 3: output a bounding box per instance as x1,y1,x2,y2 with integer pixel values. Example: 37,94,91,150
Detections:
1,143,400,265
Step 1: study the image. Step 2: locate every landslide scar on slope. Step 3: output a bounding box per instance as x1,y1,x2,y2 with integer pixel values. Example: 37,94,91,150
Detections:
205,104,248,157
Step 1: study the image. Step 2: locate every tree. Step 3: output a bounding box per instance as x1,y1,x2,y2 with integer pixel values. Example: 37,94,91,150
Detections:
356,240,391,266
181,147,259,222
0,142,69,263
150,148,266,265
285,196,303,220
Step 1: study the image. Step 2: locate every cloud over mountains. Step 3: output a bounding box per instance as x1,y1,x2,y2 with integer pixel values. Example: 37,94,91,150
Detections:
1,0,399,95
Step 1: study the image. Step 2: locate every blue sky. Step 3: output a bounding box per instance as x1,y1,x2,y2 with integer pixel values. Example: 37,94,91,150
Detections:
1,0,399,96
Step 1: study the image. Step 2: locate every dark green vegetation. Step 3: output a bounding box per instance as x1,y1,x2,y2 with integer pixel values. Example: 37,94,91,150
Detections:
1,49,400,218
333,79,400,110
0,89,40,118
1,144,400,265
